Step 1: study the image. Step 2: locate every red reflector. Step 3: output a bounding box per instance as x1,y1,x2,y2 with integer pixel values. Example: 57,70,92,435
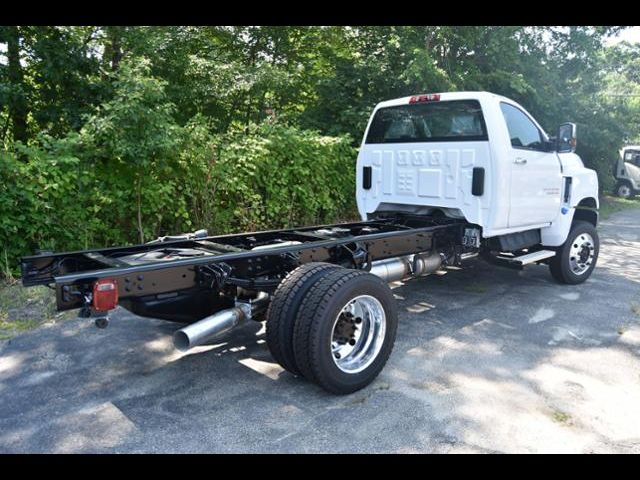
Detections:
93,279,118,311
409,93,441,104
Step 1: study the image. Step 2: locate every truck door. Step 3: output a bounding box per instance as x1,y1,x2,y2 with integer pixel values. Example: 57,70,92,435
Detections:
622,149,640,188
500,102,562,228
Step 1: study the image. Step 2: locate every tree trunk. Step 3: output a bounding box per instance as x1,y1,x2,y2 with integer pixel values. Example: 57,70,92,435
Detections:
136,176,145,244
103,26,124,72
6,26,29,145
1,114,10,145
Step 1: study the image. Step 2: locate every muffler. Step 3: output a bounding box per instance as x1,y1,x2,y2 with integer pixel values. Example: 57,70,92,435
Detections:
369,252,443,282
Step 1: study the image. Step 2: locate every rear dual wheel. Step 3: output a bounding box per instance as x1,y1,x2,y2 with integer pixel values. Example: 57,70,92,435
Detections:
265,263,398,394
265,263,340,376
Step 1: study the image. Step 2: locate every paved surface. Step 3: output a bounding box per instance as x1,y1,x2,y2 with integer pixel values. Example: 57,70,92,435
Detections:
1,209,640,453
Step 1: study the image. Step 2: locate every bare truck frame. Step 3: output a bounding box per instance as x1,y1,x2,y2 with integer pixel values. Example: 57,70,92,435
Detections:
22,213,468,316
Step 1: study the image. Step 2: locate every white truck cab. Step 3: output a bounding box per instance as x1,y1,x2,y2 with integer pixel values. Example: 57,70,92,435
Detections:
614,145,640,198
357,91,599,252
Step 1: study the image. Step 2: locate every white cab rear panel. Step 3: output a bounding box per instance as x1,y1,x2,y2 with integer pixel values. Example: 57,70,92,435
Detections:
356,92,511,235
356,141,493,226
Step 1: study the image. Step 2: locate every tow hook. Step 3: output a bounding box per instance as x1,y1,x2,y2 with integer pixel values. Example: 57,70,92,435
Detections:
78,301,109,328
79,293,111,328
94,316,110,329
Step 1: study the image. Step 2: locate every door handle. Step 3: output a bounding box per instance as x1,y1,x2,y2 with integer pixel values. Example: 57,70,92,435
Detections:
514,158,527,165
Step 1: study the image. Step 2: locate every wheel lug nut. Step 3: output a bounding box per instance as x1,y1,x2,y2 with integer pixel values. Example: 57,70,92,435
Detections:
334,353,341,359
349,339,356,346
355,317,362,324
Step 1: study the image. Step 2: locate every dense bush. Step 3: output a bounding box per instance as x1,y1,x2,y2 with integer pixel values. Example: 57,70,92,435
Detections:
0,125,357,275
0,61,357,275
194,123,357,234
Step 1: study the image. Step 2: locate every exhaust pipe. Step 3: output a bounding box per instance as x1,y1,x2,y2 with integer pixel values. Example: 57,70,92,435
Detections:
173,292,269,351
173,254,442,351
173,307,246,352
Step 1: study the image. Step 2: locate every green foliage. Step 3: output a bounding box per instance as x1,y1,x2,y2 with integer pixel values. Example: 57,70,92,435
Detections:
2,26,639,277
1,135,86,260
193,123,356,234
0,58,356,273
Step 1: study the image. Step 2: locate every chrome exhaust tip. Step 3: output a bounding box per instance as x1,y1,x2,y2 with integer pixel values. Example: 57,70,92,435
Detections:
173,292,270,351
173,307,246,352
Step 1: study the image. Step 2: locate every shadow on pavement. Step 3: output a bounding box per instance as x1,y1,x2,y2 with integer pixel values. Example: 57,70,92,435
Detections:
1,210,639,452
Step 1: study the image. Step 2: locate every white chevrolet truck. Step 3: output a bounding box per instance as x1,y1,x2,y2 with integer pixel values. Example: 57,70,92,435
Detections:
21,91,600,394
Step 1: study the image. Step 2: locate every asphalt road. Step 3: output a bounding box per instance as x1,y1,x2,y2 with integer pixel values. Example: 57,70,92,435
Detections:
1,209,640,453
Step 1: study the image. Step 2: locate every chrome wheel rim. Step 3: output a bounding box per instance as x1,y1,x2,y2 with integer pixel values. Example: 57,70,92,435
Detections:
569,232,595,275
330,295,386,374
618,184,631,198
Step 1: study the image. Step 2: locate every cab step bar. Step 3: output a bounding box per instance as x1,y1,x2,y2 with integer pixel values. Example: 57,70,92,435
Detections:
510,249,556,265
491,249,556,269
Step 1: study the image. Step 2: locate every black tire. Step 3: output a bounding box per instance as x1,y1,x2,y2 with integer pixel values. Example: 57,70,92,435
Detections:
615,180,635,199
292,267,398,394
265,262,341,376
549,220,599,285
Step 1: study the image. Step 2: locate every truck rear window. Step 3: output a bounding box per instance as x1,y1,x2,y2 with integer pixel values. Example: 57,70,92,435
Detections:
365,99,488,144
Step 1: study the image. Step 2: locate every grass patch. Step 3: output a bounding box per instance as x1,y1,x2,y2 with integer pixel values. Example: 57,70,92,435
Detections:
0,280,74,340
551,409,573,425
463,282,488,294
374,381,391,391
599,195,640,220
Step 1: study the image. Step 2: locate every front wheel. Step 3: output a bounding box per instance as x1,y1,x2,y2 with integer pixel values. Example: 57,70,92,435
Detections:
549,220,599,285
615,181,634,199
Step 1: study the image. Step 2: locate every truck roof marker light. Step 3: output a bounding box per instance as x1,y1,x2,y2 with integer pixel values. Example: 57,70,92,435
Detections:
93,279,118,312
409,94,440,104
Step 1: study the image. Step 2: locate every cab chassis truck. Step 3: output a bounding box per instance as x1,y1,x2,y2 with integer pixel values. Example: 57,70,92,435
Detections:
21,92,600,394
